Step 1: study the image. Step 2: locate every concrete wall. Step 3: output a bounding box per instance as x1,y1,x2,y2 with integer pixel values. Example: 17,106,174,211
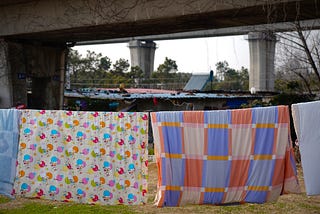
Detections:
0,40,66,109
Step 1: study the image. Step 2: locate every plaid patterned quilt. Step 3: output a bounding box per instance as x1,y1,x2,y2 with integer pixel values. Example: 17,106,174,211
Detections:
151,106,300,207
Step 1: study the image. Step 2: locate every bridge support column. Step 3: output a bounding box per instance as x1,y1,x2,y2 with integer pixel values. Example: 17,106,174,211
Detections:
24,44,66,110
248,32,277,92
0,40,14,108
0,39,66,109
129,40,156,79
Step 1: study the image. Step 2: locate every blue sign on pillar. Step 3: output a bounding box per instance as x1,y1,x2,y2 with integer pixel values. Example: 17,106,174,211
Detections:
17,73,26,79
52,75,60,81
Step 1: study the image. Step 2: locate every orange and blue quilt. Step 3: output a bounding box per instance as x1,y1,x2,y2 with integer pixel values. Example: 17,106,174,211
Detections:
151,106,300,206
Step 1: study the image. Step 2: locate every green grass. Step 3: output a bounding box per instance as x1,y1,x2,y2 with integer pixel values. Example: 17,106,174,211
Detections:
297,202,320,211
0,196,11,204
1,196,320,214
0,202,137,214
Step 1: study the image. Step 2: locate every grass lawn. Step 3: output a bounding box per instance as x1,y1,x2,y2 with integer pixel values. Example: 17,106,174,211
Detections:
0,163,319,214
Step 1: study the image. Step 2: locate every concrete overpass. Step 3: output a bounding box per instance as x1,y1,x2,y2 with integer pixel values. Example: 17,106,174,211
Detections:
0,0,319,109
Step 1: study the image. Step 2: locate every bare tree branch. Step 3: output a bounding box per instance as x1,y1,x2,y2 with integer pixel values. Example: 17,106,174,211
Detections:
295,22,320,83
294,71,313,95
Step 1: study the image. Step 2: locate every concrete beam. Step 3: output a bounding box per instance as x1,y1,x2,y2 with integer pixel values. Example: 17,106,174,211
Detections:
76,19,320,45
0,0,278,36
1,0,319,43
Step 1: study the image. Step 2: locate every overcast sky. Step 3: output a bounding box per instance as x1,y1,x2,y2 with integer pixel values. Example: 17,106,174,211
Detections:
74,35,249,74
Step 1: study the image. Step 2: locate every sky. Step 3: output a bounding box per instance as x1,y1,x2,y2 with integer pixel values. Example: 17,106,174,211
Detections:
74,35,249,74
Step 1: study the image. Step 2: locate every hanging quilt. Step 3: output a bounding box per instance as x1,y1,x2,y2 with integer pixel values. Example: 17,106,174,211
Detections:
292,100,320,195
151,106,300,207
0,109,20,198
13,110,148,205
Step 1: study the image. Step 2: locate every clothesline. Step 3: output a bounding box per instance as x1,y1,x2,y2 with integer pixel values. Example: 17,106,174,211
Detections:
0,103,317,207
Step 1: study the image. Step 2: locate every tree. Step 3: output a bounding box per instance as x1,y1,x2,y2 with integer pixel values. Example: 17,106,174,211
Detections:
67,49,112,88
82,51,103,85
110,58,130,76
67,49,84,81
148,57,191,90
152,57,178,82
67,50,187,90
239,67,249,90
215,61,229,81
67,49,88,87
275,59,313,94
156,57,178,74
276,23,320,96
207,61,248,91
99,56,112,71
127,66,144,79
126,66,144,85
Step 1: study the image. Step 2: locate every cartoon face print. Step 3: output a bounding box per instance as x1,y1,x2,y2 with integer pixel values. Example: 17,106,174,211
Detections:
103,190,113,201
22,154,33,168
48,185,59,197
103,161,113,176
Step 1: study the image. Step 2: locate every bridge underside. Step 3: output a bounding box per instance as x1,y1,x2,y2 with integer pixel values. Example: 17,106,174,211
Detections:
0,0,319,109
3,1,320,45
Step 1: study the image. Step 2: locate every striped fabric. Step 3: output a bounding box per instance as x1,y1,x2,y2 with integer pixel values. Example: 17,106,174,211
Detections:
151,106,300,207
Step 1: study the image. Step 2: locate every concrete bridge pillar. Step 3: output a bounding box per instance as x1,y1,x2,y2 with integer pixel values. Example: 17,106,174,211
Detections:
0,40,14,108
129,40,157,79
248,32,277,92
0,40,66,109
24,44,66,110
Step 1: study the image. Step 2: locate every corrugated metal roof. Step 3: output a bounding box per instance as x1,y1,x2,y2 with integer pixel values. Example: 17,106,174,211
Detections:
183,74,210,91
64,89,261,100
95,88,177,94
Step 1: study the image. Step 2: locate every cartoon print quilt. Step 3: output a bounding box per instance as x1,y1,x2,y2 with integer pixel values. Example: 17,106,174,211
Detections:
13,110,148,205
151,106,300,207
